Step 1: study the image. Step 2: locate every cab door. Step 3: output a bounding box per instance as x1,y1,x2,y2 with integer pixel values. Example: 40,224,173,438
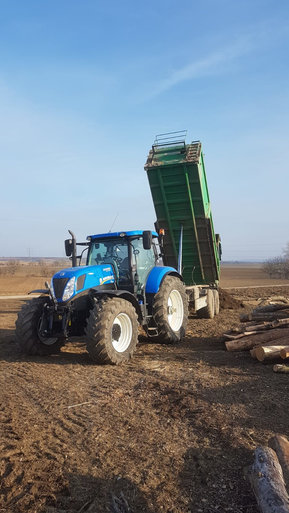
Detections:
131,238,156,293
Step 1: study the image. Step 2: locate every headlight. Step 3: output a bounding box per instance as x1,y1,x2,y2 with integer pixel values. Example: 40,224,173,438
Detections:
62,276,76,302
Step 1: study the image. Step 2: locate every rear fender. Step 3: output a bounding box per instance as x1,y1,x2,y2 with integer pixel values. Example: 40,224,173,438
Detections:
145,266,183,294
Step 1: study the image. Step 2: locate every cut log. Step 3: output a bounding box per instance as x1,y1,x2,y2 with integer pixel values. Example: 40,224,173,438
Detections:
244,326,269,333
244,323,274,333
250,340,289,359
224,331,246,340
274,319,289,327
269,436,289,491
225,330,289,352
247,446,289,513
244,319,289,333
273,365,289,374
266,296,289,304
255,345,287,362
253,304,289,314
280,348,289,360
250,345,279,359
224,332,251,340
241,311,289,323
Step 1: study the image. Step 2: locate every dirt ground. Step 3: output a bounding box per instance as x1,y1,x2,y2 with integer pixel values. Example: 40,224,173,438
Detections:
1,266,289,513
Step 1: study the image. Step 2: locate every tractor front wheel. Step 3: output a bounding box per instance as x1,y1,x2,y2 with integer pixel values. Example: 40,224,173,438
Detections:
85,297,138,364
15,297,63,355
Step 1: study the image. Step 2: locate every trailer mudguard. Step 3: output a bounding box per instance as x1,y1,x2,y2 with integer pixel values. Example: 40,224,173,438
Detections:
145,266,182,294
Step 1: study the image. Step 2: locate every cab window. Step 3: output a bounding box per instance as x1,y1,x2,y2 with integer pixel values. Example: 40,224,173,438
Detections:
131,238,156,290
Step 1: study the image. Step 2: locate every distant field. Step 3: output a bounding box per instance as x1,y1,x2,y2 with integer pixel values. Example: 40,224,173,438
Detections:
0,261,288,294
0,260,69,295
220,263,288,288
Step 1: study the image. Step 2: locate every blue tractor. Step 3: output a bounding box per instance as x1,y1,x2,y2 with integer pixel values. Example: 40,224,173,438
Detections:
15,230,188,364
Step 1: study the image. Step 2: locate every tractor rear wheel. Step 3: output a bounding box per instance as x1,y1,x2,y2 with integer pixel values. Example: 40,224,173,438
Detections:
15,297,63,355
85,297,138,364
152,276,188,343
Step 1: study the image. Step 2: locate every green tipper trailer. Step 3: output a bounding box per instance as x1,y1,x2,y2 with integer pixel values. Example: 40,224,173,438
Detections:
145,132,221,318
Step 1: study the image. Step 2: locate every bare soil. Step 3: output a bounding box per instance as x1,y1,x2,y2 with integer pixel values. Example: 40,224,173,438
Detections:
1,267,289,513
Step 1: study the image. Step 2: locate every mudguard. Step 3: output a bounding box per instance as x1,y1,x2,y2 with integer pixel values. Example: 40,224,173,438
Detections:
92,289,142,320
145,266,182,294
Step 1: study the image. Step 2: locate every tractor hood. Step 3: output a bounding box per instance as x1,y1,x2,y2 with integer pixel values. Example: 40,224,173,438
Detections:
51,264,115,303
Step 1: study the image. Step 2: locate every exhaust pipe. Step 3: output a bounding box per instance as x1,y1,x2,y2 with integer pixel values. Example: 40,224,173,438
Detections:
68,230,77,267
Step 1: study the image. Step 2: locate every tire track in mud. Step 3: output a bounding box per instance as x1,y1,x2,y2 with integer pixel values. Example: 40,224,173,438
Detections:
0,357,125,511
0,342,207,510
0,363,91,510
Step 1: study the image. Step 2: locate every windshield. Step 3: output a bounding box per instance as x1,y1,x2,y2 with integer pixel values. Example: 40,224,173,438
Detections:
87,236,158,292
87,238,129,268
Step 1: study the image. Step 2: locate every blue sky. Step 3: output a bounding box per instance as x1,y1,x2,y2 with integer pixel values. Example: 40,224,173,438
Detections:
1,0,289,260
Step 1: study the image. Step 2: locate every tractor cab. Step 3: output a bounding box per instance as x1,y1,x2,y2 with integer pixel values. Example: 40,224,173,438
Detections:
86,230,161,294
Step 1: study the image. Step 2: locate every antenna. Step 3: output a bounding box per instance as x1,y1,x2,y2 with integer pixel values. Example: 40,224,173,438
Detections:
108,212,119,233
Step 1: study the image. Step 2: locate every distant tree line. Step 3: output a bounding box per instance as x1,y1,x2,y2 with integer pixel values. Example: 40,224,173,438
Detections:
263,243,289,279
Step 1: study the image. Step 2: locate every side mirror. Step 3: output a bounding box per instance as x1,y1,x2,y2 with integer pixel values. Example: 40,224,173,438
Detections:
143,230,152,250
65,239,73,257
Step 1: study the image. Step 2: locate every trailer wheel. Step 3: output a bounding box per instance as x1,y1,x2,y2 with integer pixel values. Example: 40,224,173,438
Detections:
152,276,188,343
15,297,63,355
197,289,215,319
213,289,220,315
85,297,138,364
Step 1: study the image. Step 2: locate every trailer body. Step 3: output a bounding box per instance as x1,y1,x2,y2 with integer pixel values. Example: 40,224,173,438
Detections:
145,133,221,316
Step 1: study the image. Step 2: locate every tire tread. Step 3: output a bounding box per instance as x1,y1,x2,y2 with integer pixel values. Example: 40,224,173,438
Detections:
85,297,138,364
152,276,188,344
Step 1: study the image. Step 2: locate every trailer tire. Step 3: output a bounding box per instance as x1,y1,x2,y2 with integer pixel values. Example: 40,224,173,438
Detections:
213,289,220,315
152,276,188,343
197,289,215,319
85,297,138,364
15,297,63,355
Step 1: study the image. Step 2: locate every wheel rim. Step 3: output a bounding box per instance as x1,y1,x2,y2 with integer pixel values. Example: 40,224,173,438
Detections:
111,313,132,352
167,290,184,332
37,319,58,346
38,332,58,346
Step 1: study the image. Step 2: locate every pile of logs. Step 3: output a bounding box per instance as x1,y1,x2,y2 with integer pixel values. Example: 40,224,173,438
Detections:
247,435,289,513
224,297,289,371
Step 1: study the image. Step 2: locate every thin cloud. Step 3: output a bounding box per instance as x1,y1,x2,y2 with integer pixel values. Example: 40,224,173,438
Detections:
146,37,252,100
142,18,289,101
